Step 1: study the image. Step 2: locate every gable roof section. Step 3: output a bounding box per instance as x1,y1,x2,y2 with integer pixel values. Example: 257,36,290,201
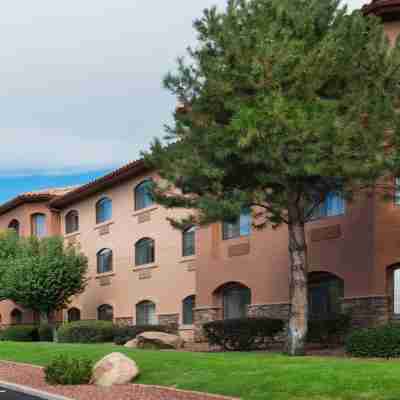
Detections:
50,159,148,209
363,0,400,20
0,187,75,216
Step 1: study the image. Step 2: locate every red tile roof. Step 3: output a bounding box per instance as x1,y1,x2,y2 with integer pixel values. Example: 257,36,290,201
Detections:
50,159,148,209
363,0,400,19
0,187,76,216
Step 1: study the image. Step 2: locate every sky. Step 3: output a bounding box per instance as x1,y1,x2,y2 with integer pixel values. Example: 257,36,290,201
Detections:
0,0,371,203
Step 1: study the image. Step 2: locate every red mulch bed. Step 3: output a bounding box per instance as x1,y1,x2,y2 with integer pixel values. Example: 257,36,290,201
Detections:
0,361,238,400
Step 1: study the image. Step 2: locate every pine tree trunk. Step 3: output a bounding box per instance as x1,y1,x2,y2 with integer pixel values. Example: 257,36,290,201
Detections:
286,201,308,356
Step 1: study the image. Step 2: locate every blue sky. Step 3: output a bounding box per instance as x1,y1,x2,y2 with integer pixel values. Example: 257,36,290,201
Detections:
0,0,369,204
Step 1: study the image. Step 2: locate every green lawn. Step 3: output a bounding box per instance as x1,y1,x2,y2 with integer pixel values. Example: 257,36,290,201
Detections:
0,342,399,400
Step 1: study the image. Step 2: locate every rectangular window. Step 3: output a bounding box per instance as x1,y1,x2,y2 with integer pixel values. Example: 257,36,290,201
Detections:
394,269,400,315
395,177,400,206
222,209,251,240
312,192,345,220
32,214,47,238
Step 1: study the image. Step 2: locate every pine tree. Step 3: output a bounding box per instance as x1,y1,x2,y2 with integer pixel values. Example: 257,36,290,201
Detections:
145,0,400,355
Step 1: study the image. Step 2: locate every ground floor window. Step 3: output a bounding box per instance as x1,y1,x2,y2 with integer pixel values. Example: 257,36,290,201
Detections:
182,295,196,325
308,272,344,319
68,307,81,322
10,309,22,325
221,283,251,320
136,300,157,325
97,304,113,321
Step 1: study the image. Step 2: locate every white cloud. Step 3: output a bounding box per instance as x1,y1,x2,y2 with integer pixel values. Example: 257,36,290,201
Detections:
0,0,373,176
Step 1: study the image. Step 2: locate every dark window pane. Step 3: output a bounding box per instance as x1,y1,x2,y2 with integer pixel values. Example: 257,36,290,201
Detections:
183,295,195,325
223,285,251,319
182,226,195,257
65,211,79,234
96,198,112,224
135,180,154,210
135,239,155,266
11,309,23,325
8,220,20,236
97,248,113,273
67,308,81,322
97,304,113,321
136,301,156,325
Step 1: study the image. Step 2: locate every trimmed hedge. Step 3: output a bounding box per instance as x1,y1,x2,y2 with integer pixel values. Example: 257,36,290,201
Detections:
58,321,114,343
1,325,39,342
308,313,351,345
113,324,173,345
38,323,54,342
44,355,92,385
345,324,400,358
203,318,284,351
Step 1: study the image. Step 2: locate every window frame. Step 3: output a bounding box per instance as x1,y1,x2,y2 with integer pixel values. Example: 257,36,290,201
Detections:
31,213,47,238
135,238,155,266
311,191,346,220
97,304,114,321
136,300,157,325
95,197,112,224
222,209,251,240
8,219,20,236
65,210,79,234
97,248,113,274
134,179,154,211
222,284,251,320
67,307,81,322
182,226,196,257
182,295,196,325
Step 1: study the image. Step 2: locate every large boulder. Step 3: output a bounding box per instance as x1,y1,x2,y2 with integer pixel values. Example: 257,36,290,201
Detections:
124,338,138,348
91,352,139,387
137,331,184,350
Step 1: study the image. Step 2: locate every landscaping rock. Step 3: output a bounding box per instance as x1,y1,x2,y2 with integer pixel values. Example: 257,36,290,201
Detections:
91,352,139,387
137,331,184,349
124,338,138,348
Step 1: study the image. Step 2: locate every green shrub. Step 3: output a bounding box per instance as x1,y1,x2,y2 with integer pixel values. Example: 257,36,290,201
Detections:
113,324,173,345
44,355,92,385
203,318,284,351
58,321,114,343
345,324,400,358
38,323,54,342
1,325,39,342
308,313,351,345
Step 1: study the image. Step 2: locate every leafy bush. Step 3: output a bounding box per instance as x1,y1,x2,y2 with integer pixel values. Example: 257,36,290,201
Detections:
345,324,400,358
1,325,39,342
113,324,172,345
58,321,114,343
203,318,284,351
44,355,92,385
308,314,351,345
38,323,54,342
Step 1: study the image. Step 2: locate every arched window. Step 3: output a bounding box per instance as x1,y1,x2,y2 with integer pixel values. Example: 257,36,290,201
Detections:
10,309,22,325
65,210,79,234
182,226,196,257
67,307,81,322
134,180,154,211
96,197,112,224
221,283,251,319
8,219,20,236
308,272,344,319
135,238,155,266
97,304,113,321
31,213,47,238
136,300,156,325
97,248,113,274
222,208,251,240
182,295,196,325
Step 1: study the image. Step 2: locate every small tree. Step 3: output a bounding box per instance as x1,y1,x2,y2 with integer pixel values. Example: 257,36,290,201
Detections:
0,232,88,341
145,0,400,355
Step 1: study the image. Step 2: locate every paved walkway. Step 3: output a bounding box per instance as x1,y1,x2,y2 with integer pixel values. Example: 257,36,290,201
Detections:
0,362,238,400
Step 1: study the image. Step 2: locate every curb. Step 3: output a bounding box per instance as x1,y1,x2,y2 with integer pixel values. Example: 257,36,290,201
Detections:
0,381,74,400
